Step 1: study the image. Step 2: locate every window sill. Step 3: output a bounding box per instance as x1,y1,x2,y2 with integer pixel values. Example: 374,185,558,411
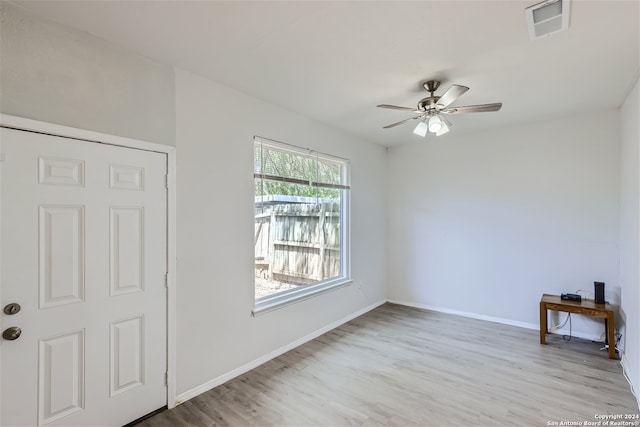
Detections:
252,278,352,316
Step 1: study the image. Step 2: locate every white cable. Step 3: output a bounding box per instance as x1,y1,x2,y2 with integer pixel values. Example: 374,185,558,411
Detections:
574,289,594,300
550,313,570,332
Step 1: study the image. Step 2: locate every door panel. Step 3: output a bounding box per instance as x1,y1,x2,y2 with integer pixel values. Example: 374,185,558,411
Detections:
39,205,85,308
110,206,145,295
1,127,167,426
110,315,145,397
38,330,85,426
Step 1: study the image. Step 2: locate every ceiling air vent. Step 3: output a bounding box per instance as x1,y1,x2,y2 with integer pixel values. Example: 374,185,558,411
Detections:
525,0,570,40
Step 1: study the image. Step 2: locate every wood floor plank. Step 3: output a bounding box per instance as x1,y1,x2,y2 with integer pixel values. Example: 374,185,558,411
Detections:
140,303,639,426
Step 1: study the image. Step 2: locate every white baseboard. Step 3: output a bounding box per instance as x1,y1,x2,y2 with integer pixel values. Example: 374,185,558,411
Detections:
387,299,603,341
174,299,386,406
621,353,640,411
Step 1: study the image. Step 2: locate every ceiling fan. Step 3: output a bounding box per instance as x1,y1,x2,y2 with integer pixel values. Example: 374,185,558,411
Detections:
377,80,502,137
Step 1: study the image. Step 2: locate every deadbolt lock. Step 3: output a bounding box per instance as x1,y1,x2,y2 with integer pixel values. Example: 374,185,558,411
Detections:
3,303,21,315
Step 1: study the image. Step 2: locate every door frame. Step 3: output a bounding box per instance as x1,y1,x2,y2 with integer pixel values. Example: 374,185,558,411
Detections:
0,114,179,414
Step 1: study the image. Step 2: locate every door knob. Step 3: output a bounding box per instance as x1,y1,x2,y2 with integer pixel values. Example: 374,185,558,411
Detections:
3,303,21,315
3,326,21,340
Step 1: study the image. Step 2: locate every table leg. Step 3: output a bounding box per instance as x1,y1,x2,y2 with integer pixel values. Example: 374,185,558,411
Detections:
607,312,616,359
540,302,547,344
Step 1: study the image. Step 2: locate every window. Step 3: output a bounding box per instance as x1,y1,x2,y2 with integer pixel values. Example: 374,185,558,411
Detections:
253,136,350,314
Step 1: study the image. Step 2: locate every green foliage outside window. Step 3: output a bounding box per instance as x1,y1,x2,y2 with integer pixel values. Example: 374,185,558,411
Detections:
255,145,341,199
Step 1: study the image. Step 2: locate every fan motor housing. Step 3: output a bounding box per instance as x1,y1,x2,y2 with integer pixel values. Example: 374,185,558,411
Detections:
418,96,440,111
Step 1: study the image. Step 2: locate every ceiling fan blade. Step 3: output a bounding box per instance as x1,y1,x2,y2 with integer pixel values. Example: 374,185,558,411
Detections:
377,104,420,112
443,103,502,114
436,85,469,108
383,116,422,129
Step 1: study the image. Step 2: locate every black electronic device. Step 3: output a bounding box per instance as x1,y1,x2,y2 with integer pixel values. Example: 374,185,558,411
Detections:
561,293,582,302
594,281,605,304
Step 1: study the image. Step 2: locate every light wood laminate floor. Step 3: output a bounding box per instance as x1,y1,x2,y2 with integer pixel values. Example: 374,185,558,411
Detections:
139,303,639,426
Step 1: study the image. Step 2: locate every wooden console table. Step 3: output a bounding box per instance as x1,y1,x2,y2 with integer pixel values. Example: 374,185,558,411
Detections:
539,293,616,359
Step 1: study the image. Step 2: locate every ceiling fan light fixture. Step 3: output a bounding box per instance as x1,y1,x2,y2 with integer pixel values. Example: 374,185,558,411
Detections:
428,115,443,133
413,120,428,137
435,120,450,136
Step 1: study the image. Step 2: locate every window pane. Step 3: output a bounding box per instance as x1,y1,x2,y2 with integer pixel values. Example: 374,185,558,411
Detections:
254,139,347,301
255,143,344,187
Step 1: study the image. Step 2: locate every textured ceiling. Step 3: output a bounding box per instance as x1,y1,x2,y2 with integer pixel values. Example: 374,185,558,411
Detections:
9,0,640,146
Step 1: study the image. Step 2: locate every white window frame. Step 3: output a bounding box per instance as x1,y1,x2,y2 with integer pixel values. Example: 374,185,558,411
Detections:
252,136,351,315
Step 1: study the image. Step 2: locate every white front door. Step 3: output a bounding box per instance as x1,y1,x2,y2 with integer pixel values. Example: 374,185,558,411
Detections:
1,127,167,426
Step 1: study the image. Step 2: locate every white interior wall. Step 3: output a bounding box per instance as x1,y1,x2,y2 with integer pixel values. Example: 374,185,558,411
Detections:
174,68,387,396
387,111,621,340
0,3,176,146
619,79,640,399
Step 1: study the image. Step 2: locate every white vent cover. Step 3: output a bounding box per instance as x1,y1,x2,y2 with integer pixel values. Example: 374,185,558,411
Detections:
525,0,570,40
